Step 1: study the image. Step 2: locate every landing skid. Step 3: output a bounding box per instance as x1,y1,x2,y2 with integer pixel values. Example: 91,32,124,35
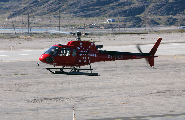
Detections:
46,66,99,76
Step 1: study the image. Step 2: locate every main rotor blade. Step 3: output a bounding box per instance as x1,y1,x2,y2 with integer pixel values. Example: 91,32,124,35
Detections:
48,30,71,34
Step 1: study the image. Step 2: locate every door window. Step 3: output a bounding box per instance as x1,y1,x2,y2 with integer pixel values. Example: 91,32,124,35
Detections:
72,49,76,56
59,48,71,56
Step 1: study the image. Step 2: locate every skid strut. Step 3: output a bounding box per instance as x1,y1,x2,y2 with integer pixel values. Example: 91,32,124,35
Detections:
46,66,98,76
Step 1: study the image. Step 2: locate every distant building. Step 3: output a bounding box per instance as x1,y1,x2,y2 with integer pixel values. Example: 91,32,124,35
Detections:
178,26,185,29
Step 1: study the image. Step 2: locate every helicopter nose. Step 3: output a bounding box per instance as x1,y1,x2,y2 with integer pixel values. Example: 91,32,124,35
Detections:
39,54,54,63
39,54,50,62
39,54,45,61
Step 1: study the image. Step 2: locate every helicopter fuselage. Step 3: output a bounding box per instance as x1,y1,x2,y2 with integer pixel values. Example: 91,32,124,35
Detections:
39,40,157,67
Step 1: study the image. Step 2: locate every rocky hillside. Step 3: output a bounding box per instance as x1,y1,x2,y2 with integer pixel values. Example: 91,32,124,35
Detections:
0,0,185,27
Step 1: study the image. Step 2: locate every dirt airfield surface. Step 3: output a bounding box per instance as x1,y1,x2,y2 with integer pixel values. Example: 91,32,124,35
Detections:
0,33,185,120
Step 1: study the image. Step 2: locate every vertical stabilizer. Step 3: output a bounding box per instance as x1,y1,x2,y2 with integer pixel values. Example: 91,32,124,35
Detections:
148,57,154,67
150,38,162,56
148,38,162,67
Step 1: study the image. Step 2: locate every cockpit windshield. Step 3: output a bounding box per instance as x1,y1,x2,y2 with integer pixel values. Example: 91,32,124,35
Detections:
44,46,59,56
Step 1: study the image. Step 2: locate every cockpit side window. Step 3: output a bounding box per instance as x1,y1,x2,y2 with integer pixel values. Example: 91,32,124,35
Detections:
59,48,71,56
44,46,59,56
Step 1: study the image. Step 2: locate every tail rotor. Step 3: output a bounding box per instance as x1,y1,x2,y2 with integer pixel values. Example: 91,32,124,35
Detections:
136,37,162,67
136,44,148,64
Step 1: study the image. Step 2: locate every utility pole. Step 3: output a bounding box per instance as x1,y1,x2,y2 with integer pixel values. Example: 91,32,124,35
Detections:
28,5,30,34
21,0,23,34
28,13,29,33
118,15,120,32
84,23,85,33
145,5,147,32
59,10,60,31
45,2,47,32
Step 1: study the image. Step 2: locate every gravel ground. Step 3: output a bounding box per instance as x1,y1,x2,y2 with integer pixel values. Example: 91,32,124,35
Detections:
0,33,185,120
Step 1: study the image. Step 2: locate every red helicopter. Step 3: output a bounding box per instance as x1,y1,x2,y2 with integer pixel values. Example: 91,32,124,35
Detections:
39,31,162,76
